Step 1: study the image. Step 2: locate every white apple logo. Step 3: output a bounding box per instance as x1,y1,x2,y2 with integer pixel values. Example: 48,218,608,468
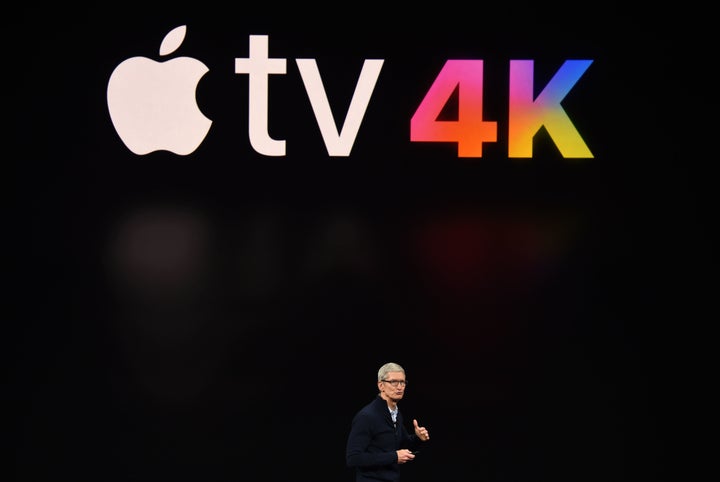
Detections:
107,25,212,155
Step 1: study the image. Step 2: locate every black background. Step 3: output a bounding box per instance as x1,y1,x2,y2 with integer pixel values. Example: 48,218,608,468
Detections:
12,4,709,482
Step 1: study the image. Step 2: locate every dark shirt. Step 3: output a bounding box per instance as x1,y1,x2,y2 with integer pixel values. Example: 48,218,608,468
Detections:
346,395,420,482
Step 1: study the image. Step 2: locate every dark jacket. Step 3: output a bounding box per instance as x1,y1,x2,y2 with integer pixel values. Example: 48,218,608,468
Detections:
346,395,420,482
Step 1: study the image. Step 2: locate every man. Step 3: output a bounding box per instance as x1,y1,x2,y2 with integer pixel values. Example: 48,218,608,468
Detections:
346,362,430,482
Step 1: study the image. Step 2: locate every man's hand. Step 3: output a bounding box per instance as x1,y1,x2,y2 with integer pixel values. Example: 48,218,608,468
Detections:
413,418,430,441
396,449,416,464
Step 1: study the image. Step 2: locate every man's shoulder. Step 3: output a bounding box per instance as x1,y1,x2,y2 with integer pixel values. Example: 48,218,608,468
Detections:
353,401,383,425
356,396,384,415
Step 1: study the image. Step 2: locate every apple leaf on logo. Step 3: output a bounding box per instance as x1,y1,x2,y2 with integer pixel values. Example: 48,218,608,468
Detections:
159,25,187,57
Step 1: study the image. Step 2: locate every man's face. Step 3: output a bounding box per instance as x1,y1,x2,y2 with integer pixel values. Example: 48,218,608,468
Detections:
378,371,407,400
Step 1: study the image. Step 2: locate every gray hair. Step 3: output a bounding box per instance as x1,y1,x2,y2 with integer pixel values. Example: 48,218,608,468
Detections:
377,362,405,382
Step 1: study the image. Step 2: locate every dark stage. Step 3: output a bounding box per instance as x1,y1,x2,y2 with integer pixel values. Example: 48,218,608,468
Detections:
11,4,708,482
